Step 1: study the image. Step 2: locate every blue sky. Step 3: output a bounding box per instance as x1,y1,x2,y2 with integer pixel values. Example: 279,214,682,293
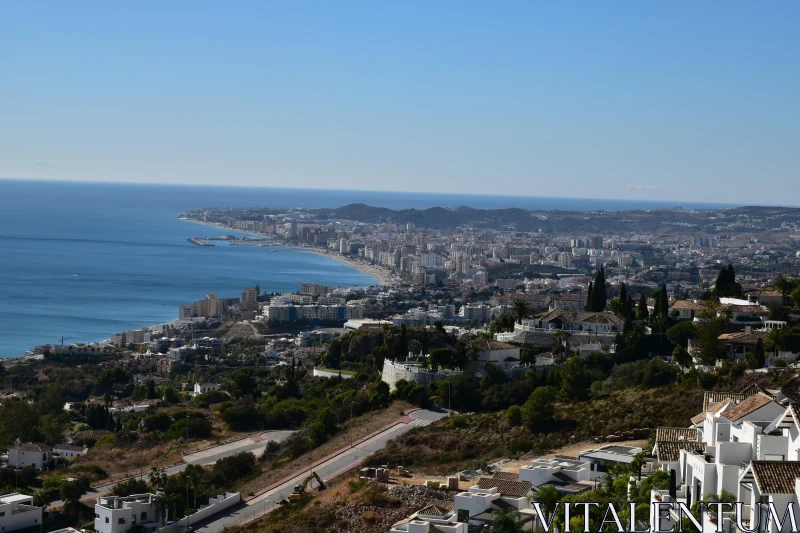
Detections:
1,2,798,205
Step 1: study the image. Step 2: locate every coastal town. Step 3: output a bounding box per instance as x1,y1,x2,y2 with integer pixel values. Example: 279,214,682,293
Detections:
3,203,800,533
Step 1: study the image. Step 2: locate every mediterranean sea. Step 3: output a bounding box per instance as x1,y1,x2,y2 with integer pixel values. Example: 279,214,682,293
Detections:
0,179,736,358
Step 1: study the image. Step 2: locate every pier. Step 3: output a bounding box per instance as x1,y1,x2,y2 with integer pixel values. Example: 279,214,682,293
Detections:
187,238,215,247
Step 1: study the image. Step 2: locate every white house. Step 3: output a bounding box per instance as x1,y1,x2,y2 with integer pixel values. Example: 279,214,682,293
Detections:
193,382,221,396
7,442,53,470
53,444,89,460
519,456,592,492
95,494,161,533
472,340,521,373
0,493,43,533
577,444,642,481
527,308,624,333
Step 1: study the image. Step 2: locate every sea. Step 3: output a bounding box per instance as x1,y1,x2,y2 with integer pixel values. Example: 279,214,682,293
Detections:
0,179,735,358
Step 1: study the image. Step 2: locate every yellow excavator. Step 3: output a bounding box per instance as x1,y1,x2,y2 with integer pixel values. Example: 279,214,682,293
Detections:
288,471,326,502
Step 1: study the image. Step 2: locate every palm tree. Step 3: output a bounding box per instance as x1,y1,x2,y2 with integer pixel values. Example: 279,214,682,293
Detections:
511,300,533,325
154,492,169,525
766,326,789,358
773,275,793,304
552,330,571,360
149,467,167,490
185,466,204,513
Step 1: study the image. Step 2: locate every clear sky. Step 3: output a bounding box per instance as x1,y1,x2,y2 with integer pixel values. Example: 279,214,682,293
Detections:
1,2,798,205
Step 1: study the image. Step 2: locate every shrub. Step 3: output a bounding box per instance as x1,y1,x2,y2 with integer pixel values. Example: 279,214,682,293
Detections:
506,405,522,426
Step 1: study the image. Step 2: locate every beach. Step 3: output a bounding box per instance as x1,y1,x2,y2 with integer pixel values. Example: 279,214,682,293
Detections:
180,217,397,286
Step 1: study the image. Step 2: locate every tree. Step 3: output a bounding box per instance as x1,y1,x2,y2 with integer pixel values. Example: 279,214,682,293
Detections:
658,284,669,318
666,322,696,348
558,357,590,402
636,293,649,321
672,346,692,367
521,386,556,432
693,308,726,365
149,467,167,489
511,300,533,325
488,508,526,533
185,465,204,512
59,479,86,504
531,484,561,518
773,275,793,303
146,379,157,400
792,285,800,308
586,282,594,311
32,490,50,512
154,492,169,524
506,405,522,427
754,338,766,368
588,267,607,312
766,326,789,358
714,264,743,298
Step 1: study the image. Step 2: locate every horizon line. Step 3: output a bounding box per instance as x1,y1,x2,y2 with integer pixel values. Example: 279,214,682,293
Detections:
0,176,761,209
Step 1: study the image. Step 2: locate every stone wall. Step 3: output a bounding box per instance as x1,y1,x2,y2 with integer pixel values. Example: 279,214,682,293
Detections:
381,360,461,391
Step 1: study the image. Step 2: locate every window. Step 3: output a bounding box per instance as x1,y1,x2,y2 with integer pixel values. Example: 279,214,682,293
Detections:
141,512,147,520
105,518,109,523
119,518,126,525
764,454,785,461
0,512,5,517
457,509,469,522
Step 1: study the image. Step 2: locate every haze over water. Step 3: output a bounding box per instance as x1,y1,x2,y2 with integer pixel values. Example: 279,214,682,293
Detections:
0,179,735,358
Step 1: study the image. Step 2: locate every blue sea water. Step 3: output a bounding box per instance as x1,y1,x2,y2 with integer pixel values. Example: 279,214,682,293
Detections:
0,179,737,358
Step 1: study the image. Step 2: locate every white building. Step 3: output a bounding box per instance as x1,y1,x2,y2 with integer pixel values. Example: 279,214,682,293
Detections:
7,442,53,470
193,382,221,396
577,444,642,481
53,444,89,460
0,493,43,533
95,494,161,533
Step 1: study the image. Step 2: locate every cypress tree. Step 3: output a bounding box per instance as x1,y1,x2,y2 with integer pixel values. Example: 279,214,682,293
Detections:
586,282,594,311
637,293,649,321
619,283,630,317
659,283,669,317
754,338,765,368
590,267,607,312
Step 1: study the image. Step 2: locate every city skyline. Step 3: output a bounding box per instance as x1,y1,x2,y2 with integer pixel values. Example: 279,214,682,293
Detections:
1,2,799,205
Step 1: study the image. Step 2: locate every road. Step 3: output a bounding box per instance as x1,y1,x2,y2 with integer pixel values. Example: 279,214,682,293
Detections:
54,431,295,507
193,409,447,533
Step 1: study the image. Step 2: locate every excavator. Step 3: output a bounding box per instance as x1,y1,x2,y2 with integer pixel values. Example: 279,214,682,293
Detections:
287,471,326,502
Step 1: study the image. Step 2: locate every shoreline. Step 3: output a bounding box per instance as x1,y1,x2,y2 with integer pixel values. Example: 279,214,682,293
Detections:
179,217,397,286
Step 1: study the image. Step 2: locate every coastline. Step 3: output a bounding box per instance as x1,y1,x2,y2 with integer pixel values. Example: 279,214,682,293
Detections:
179,217,397,286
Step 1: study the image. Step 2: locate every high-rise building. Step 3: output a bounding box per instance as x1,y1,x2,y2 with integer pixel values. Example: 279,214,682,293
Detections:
242,287,258,310
589,236,604,249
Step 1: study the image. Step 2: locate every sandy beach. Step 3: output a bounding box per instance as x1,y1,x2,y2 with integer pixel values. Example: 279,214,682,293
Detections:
179,218,396,286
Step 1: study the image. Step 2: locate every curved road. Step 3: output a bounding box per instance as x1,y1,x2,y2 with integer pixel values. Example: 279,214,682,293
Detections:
193,409,447,533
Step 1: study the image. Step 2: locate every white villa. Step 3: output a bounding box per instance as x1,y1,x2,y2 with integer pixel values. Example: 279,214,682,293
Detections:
649,387,800,533
0,493,43,533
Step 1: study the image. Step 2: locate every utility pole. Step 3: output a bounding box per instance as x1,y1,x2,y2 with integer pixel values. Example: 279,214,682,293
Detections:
448,383,451,417
350,401,354,448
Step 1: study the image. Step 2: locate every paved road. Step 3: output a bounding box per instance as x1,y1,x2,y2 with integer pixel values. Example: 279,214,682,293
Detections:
194,409,448,533
184,431,295,465
53,431,295,507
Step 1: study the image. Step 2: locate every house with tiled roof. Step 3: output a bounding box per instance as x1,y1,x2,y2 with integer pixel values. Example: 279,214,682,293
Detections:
529,308,624,333
718,329,768,360
668,300,710,321
7,442,54,470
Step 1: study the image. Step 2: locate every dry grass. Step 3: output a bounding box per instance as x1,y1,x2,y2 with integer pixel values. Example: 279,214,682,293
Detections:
67,406,259,482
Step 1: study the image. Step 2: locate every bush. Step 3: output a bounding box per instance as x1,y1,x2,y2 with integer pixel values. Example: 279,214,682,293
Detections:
210,452,257,487
506,405,522,427
449,415,468,429
192,390,230,408
110,478,150,496
220,406,260,431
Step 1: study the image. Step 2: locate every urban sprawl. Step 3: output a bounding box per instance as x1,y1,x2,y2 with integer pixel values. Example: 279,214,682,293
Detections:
5,203,800,533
